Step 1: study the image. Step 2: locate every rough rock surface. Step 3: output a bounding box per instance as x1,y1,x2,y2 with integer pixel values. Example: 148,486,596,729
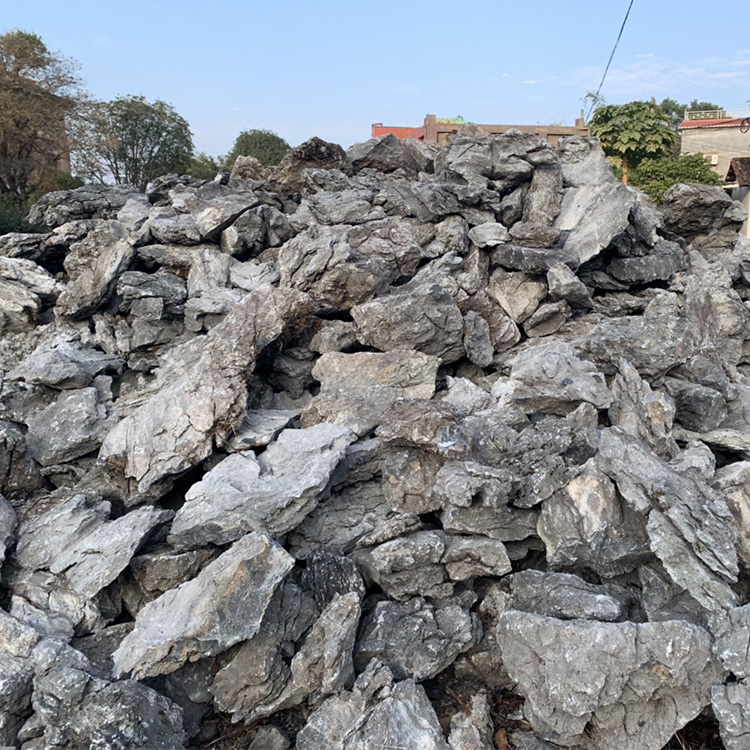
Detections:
0,130,749,748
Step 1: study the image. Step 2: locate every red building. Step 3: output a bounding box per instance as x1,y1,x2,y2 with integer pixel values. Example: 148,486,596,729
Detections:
372,114,589,146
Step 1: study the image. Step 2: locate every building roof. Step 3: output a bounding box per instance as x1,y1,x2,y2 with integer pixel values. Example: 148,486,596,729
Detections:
726,157,750,186
371,124,426,140
679,117,746,130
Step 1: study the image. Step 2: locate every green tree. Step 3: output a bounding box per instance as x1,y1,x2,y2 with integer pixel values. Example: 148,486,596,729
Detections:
0,30,85,199
659,98,724,130
589,101,677,185
224,129,290,169
631,153,723,203
688,99,723,113
77,95,193,190
186,151,221,180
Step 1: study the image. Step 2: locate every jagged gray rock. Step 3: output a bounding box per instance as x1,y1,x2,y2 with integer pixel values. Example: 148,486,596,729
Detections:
351,283,465,363
32,639,185,749
355,596,481,680
99,286,310,496
508,342,611,414
538,458,650,576
27,184,142,228
302,350,439,436
498,611,721,750
296,660,449,750
505,570,628,621
56,220,134,318
113,533,293,679
169,423,353,548
599,427,738,611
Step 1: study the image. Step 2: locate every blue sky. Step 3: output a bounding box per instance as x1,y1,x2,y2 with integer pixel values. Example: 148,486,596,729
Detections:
5,0,750,155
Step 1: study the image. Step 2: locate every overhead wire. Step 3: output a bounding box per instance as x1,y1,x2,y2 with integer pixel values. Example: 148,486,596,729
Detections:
585,0,636,122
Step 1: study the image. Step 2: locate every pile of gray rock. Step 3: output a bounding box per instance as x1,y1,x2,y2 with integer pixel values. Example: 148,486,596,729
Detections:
1,128,749,750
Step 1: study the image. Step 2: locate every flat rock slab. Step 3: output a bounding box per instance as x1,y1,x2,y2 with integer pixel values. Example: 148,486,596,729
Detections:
169,423,354,548
113,532,293,679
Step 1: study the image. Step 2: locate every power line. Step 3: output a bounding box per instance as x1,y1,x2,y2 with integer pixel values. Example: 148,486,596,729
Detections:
586,0,636,121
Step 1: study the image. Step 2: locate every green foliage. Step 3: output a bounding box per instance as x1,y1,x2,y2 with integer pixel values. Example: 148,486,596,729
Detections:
688,99,723,112
225,129,290,169
658,98,724,130
632,153,723,203
187,152,221,180
0,193,32,234
589,101,677,181
77,95,193,191
0,29,85,198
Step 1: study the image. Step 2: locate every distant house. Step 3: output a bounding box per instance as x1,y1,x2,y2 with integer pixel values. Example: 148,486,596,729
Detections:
372,113,589,146
678,109,750,180
726,157,750,239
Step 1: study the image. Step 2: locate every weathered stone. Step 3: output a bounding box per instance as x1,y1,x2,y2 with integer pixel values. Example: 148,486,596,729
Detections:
508,342,611,414
585,292,695,377
302,351,439,436
296,660,449,750
351,531,452,601
709,604,750,749
487,268,546,323
523,300,571,337
179,183,260,241
546,262,593,308
347,134,415,174
99,286,309,496
169,424,353,548
27,185,141,228
355,597,481,680
539,458,650,576
56,220,134,319
214,591,361,723
468,222,510,247
300,550,366,608
113,533,293,679
608,358,677,457
509,222,561,248
9,337,123,389
683,257,750,372
555,181,635,264
248,726,291,750
498,611,721,750
557,136,615,187
222,408,299,451
599,427,738,611
712,681,750,750
664,378,728,432
661,183,745,258
713,461,750,567
441,505,539,541
288,479,422,557
441,534,512,580
606,240,686,283
0,256,62,300
490,243,578,273
0,610,40,745
0,421,43,500
32,640,185,749
14,494,167,597
25,388,111,466
448,693,494,750
279,218,431,312
271,137,352,195
506,570,628,621
351,283,465,363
